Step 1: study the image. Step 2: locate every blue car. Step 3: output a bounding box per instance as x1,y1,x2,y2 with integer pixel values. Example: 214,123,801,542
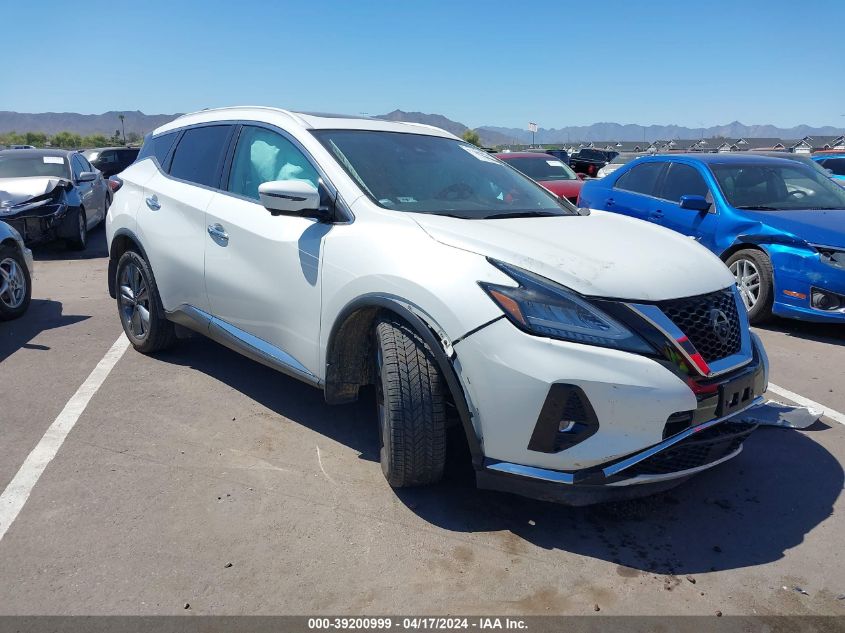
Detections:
811,153,845,186
578,153,845,324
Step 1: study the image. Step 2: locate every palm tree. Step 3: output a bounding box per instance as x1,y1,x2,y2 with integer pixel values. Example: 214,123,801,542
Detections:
118,114,126,144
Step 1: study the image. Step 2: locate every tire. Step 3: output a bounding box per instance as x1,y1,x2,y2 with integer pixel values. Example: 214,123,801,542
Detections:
374,317,447,487
0,244,31,321
726,249,774,324
66,207,88,251
115,250,177,353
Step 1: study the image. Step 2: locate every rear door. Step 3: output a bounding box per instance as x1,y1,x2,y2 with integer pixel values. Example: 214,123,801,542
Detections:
138,124,234,313
655,161,719,249
605,161,667,220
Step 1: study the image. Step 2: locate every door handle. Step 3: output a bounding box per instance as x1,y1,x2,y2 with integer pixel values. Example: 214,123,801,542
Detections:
145,195,161,210
207,223,229,242
605,197,615,206
650,210,664,219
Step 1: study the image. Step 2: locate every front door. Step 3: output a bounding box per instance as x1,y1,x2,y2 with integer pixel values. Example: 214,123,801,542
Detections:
204,125,329,377
655,161,719,250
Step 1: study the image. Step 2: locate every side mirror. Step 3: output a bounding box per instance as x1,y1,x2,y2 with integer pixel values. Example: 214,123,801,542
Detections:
576,173,586,181
679,194,711,211
258,180,321,216
78,171,97,183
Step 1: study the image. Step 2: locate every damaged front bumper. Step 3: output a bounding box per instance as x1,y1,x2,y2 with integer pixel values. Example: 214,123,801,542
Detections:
2,203,72,245
478,396,762,505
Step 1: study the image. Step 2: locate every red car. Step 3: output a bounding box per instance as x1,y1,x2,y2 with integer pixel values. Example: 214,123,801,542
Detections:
495,152,585,204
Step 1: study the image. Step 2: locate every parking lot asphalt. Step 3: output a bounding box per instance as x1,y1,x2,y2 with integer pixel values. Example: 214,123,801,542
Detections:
0,228,843,616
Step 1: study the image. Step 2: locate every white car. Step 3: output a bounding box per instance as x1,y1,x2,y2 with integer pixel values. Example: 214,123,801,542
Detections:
106,107,769,505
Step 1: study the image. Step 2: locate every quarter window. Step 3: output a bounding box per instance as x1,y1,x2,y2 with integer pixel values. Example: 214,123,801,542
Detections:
136,131,179,170
615,162,665,196
169,125,233,188
661,163,709,202
227,126,319,200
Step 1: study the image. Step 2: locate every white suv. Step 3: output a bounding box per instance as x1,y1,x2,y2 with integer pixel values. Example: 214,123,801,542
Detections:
106,107,769,504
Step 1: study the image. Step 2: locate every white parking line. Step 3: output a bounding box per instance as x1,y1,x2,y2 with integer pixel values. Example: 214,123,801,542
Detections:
0,333,129,542
768,382,845,426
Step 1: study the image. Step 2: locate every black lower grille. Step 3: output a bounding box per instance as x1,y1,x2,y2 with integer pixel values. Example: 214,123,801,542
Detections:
625,422,756,476
659,289,741,363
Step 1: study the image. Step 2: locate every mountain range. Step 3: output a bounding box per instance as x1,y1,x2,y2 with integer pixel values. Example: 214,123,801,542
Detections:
2,108,843,147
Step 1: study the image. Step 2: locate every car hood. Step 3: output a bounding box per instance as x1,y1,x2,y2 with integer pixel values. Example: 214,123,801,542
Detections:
411,210,735,301
0,177,70,207
738,209,845,248
537,179,583,199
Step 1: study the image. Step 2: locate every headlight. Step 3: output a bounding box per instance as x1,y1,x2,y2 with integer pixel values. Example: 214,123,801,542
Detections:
480,260,653,353
810,244,845,271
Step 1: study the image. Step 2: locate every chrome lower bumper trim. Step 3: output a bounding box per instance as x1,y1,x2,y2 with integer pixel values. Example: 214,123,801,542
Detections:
485,395,764,486
605,445,742,487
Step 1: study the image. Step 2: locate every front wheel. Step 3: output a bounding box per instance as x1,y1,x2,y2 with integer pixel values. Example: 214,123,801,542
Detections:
0,244,31,321
374,317,447,488
66,207,88,251
115,250,177,353
726,249,774,324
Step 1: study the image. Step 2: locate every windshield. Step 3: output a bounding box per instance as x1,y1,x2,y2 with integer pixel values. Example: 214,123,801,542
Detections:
312,130,575,219
0,154,70,179
503,157,578,181
710,162,845,211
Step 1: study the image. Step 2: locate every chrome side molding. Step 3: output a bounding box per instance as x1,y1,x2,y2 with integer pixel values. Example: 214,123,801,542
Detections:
166,304,321,387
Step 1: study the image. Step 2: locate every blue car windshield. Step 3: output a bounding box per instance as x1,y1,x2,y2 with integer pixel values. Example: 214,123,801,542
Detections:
710,162,845,211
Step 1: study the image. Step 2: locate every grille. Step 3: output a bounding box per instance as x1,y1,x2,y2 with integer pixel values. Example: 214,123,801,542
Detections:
659,289,741,363
625,422,755,476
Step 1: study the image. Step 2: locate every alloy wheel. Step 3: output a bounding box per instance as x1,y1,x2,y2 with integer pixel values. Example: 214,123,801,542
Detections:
730,258,760,309
0,257,27,309
118,262,151,339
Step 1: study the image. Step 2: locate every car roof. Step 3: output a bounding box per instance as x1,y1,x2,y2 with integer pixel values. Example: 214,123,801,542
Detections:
0,148,71,158
83,146,139,152
646,152,808,166
495,152,560,159
153,106,461,140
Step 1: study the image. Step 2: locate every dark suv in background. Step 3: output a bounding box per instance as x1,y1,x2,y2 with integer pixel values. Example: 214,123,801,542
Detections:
82,147,140,178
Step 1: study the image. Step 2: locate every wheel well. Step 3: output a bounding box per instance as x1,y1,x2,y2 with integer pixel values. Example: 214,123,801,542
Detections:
0,237,21,254
324,306,381,405
107,233,142,298
720,242,768,263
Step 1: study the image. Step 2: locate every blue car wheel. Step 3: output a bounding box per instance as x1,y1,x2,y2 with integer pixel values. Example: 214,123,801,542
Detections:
726,249,774,324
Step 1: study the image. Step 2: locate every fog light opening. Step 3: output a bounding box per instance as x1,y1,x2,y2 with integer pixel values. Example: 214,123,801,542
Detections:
811,288,844,311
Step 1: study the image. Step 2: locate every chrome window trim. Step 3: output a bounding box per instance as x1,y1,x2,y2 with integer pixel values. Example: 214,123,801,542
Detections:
147,119,353,224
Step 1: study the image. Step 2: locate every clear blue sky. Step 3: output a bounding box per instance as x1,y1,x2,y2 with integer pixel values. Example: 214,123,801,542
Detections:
4,0,844,129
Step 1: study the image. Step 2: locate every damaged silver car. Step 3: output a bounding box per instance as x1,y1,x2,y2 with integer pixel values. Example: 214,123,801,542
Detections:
0,149,109,250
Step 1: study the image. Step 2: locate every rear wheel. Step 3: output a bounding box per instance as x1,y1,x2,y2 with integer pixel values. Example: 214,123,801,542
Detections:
66,207,88,251
726,249,774,324
374,317,447,487
0,244,31,321
116,250,177,353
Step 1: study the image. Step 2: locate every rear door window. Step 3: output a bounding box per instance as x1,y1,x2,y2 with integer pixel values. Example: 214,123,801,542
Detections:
614,162,666,196
660,162,709,202
168,125,233,188
821,158,845,176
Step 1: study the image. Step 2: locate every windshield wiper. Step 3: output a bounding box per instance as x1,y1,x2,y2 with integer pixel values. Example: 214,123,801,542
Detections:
802,207,845,210
734,205,779,210
481,211,564,219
